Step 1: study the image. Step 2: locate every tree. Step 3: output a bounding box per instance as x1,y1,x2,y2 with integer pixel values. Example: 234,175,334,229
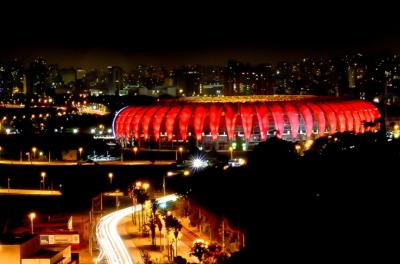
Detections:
146,199,159,247
156,214,163,249
164,213,182,260
190,240,231,264
190,239,207,262
133,185,149,234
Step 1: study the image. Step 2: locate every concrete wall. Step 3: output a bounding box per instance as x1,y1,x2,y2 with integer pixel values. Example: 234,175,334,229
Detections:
20,236,41,258
0,244,21,264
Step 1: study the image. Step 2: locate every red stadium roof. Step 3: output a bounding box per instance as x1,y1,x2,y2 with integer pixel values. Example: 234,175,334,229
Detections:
113,96,381,142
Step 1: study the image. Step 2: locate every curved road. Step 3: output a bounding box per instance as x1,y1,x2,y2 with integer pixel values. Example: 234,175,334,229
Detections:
96,194,178,264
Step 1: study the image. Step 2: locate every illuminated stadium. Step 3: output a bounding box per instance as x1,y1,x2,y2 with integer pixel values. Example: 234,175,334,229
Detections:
113,96,381,149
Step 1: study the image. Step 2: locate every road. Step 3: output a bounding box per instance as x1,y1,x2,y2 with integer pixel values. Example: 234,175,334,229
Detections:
0,160,175,166
0,188,61,196
95,194,178,264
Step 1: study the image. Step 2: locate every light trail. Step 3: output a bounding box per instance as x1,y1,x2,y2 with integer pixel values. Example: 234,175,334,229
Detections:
96,194,178,264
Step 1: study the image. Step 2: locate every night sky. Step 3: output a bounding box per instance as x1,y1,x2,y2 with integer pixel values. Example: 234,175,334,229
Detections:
1,2,399,69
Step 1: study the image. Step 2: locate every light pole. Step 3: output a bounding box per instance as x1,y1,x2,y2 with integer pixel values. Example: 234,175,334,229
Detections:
133,146,138,160
179,147,183,160
41,172,46,190
108,172,113,185
78,147,83,160
115,189,120,210
7,177,10,191
29,212,36,234
163,175,166,196
163,171,173,196
229,146,233,160
0,146,2,159
32,147,37,160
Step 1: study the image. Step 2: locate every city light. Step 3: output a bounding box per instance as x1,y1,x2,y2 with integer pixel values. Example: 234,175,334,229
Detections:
191,157,207,169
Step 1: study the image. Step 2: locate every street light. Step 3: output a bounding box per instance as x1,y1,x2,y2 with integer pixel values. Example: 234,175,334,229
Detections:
179,147,183,160
41,171,46,190
229,147,233,160
78,147,83,160
143,182,150,191
163,172,175,196
29,212,36,234
32,147,37,160
133,146,138,159
176,147,183,161
163,175,167,196
108,172,113,185
136,181,142,188
295,144,301,154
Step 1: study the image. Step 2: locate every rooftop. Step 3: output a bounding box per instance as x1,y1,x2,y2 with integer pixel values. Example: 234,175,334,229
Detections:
25,249,59,259
0,234,36,245
178,95,319,103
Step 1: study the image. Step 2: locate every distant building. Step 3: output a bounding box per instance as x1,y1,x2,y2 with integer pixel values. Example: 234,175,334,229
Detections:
108,66,122,96
348,66,356,89
176,68,201,96
29,57,49,96
22,75,28,94
76,69,86,80
118,83,178,97
60,68,76,85
119,84,142,96
199,83,224,96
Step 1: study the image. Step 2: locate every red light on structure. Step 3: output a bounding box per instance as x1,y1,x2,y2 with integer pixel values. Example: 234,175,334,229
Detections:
112,96,381,144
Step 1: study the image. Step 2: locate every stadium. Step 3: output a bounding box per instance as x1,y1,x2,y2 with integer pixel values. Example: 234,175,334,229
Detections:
113,96,381,149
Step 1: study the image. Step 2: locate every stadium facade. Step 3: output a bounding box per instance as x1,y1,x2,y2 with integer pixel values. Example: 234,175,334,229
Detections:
113,96,381,149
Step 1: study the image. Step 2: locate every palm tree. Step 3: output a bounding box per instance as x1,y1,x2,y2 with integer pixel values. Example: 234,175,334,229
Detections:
156,214,163,250
164,213,182,261
133,187,149,235
147,215,157,247
142,199,159,247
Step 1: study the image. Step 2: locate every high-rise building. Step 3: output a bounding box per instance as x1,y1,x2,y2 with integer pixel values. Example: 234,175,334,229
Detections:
348,66,356,89
108,66,122,96
224,60,242,96
60,68,76,85
29,57,49,96
176,66,200,96
76,69,86,80
0,62,7,95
